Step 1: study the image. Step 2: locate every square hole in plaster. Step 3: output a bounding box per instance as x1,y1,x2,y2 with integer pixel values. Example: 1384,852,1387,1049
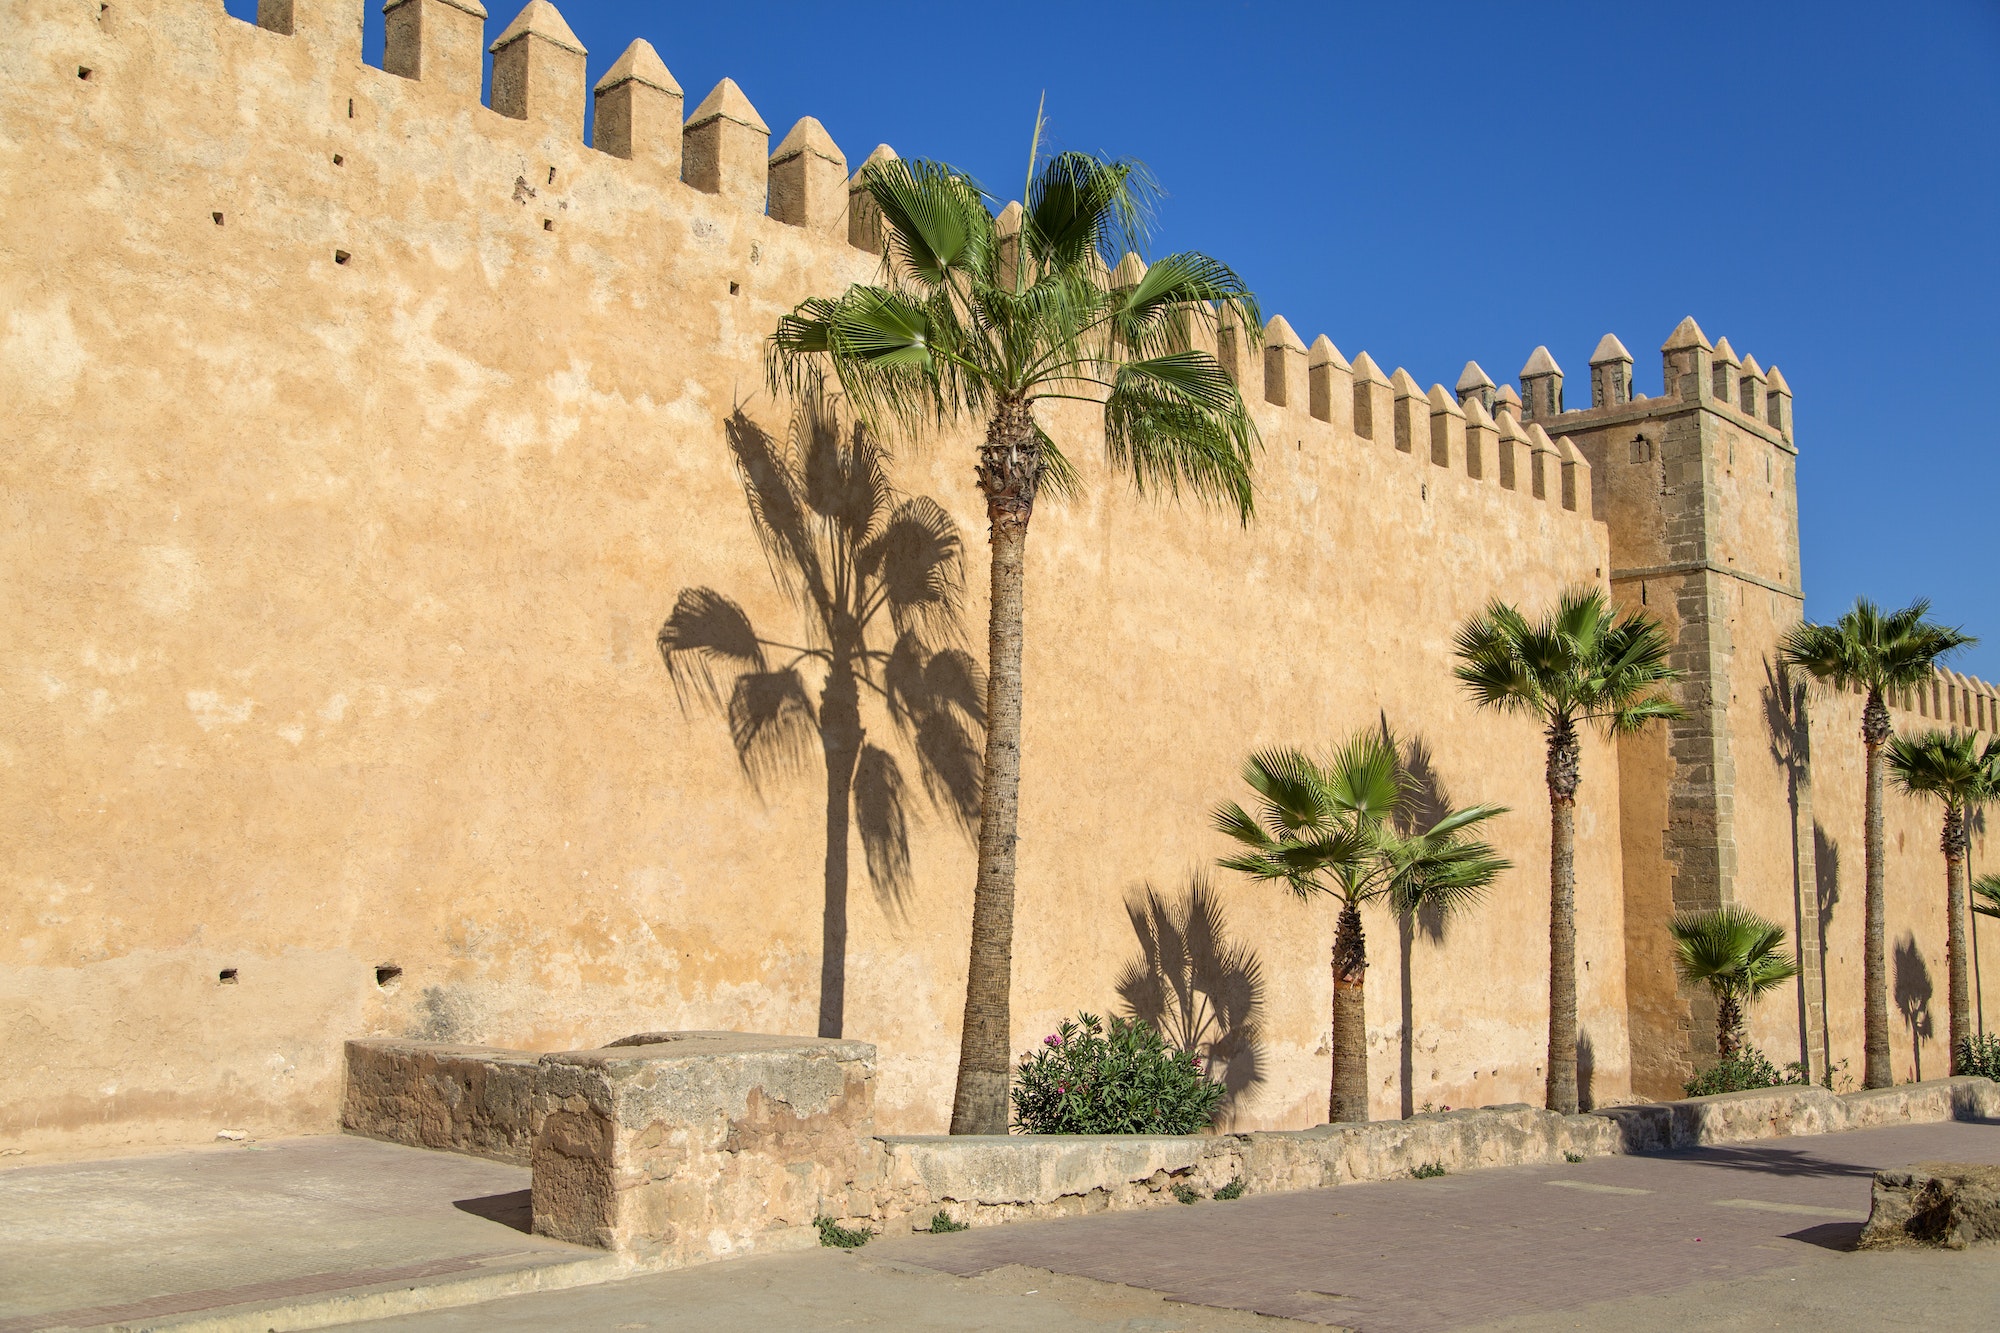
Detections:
375,964,403,989
333,153,344,166
334,250,351,265
728,281,740,295
542,218,554,231
546,166,556,185
218,968,239,984
78,66,94,80
212,212,224,225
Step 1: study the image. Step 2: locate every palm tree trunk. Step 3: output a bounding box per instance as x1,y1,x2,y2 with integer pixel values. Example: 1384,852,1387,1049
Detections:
949,399,1041,1134
1330,898,1369,1122
1715,990,1743,1059
1545,716,1581,1115
1944,800,1970,1072
817,669,862,1040
1862,690,1892,1088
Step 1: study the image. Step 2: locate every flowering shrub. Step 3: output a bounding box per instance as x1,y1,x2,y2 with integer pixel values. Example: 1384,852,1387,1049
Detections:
1682,1044,1809,1097
1011,1012,1225,1134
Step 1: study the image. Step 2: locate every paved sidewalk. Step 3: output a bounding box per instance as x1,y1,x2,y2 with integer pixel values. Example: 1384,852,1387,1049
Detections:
0,1136,617,1332
876,1119,2000,1329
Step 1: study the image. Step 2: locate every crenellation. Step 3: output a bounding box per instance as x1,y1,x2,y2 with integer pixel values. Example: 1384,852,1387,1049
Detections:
1736,354,1765,422
850,146,900,253
1350,351,1391,442
1764,365,1792,439
1710,336,1739,408
1463,393,1496,482
1519,345,1563,421
1389,368,1429,458
1262,315,1306,410
1525,421,1558,502
1307,335,1352,432
768,118,848,233
1426,383,1466,473
682,77,769,208
1555,435,1590,518
1661,315,1714,404
257,0,365,63
1588,334,1633,409
489,2,587,140
1456,360,1496,414
592,40,682,174
384,0,488,99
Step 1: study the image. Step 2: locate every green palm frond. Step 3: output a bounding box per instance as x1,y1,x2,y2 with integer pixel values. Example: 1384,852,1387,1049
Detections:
1888,729,2000,807
1215,733,1508,914
1780,597,1975,696
1668,905,1799,1000
1974,873,2000,920
1452,587,1684,733
860,156,993,291
1025,150,1150,273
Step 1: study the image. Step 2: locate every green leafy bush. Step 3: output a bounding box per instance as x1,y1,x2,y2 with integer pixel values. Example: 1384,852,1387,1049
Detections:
1011,1012,1225,1135
814,1215,872,1248
926,1209,968,1234
1682,1045,1810,1097
1411,1161,1447,1179
1957,1034,2000,1081
1213,1176,1246,1200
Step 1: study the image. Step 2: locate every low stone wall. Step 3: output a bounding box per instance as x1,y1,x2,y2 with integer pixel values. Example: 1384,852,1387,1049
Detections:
342,1034,2000,1262
342,1039,543,1165
1593,1077,2000,1154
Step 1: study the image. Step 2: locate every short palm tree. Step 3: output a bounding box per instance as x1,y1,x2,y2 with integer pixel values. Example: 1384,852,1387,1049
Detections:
1780,598,1974,1087
1213,730,1509,1122
658,396,984,1038
1452,588,1683,1114
770,122,1262,1133
1668,906,1800,1059
1888,728,2000,1072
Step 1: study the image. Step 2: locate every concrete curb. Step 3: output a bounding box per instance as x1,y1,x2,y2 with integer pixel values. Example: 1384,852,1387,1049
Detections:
97,1252,637,1333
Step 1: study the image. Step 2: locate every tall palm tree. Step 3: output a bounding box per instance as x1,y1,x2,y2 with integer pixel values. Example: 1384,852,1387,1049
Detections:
1780,598,1974,1087
658,395,984,1038
1668,906,1800,1059
1452,588,1683,1115
1888,728,2000,1072
1213,730,1509,1122
769,122,1262,1132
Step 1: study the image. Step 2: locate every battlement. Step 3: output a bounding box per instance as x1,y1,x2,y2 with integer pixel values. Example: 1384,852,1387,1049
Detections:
1482,316,1793,446
1873,667,2000,735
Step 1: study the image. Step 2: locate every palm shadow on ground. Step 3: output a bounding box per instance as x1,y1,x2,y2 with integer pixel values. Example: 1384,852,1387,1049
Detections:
659,396,983,1038
1115,873,1267,1126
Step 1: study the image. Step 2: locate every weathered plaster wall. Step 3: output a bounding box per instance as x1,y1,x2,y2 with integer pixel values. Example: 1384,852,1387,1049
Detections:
1,0,1629,1160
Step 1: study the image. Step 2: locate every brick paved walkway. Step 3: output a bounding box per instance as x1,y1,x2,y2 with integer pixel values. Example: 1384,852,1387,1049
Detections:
875,1120,2000,1330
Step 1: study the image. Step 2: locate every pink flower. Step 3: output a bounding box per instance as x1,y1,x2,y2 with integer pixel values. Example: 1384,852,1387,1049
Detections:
1044,1034,1061,1046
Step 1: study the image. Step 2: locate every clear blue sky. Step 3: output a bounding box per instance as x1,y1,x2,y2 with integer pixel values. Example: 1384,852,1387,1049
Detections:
231,1,2000,677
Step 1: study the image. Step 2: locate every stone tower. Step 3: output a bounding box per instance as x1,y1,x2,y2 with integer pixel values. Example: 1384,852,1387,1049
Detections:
1527,319,1815,1099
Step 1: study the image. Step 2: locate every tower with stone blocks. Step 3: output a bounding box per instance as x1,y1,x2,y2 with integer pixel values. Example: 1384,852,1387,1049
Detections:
1517,318,1811,1098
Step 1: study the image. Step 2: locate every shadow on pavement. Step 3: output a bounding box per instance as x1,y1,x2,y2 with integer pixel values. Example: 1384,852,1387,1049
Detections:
1670,1145,1876,1179
454,1190,534,1234
1784,1220,1864,1251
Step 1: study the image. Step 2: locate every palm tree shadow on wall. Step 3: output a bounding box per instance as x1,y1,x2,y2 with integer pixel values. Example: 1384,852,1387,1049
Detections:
1390,727,1452,1118
658,396,984,1039
1115,873,1266,1125
1764,659,1826,1073
1892,933,1935,1082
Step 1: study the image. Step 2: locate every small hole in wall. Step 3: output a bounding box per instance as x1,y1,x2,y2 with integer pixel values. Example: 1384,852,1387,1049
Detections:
218,968,239,985
332,153,344,166
1420,483,1427,502
78,66,94,80
333,249,351,265
375,964,402,989
347,97,354,119
728,281,740,295
546,166,556,186
542,218,553,231
212,211,224,225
